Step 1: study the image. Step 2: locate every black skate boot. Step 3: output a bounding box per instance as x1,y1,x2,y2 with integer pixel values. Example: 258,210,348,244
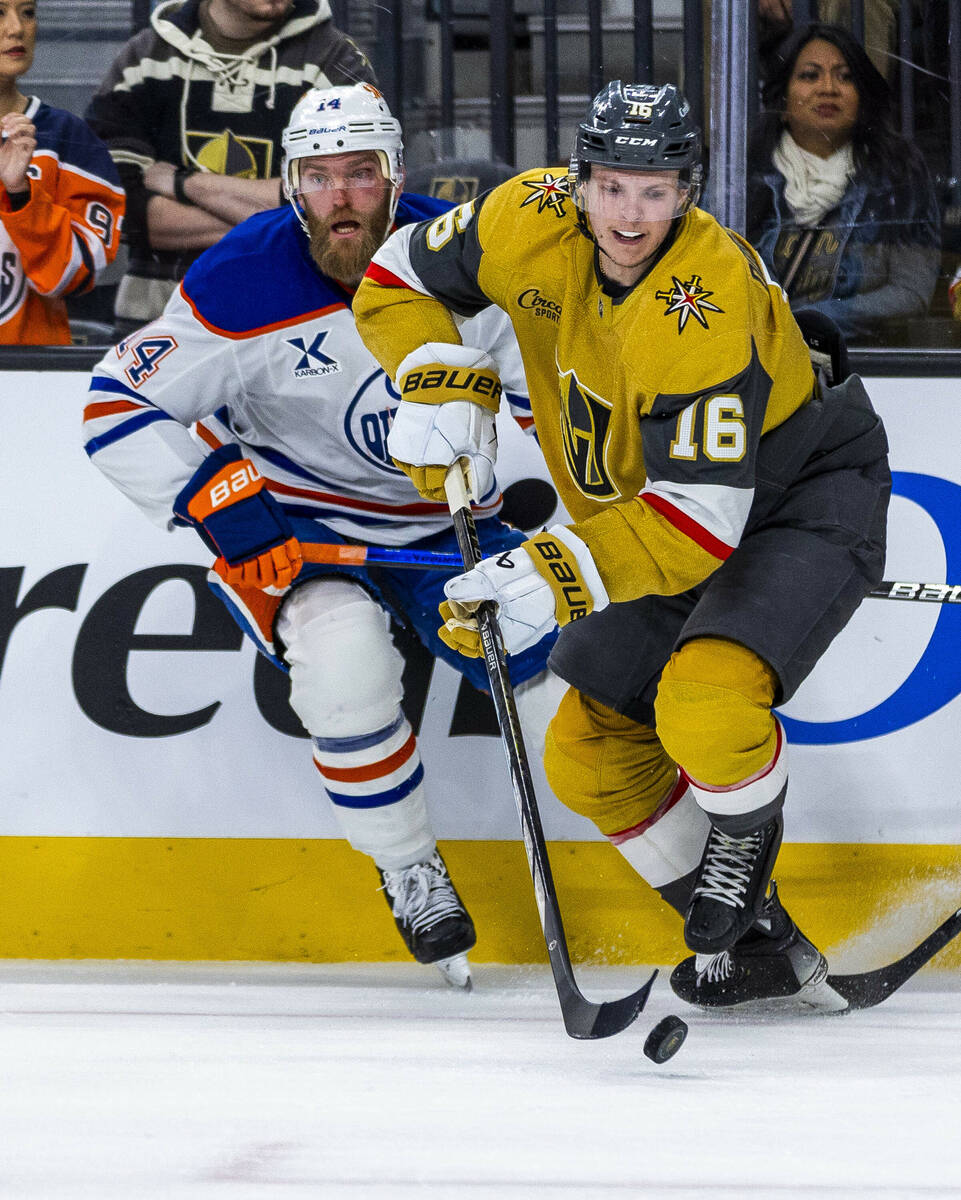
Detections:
378,850,477,989
684,813,783,954
671,881,846,1011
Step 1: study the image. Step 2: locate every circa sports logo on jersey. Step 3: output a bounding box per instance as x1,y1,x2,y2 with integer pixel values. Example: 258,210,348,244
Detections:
517,288,562,323
519,172,570,217
286,330,341,379
655,274,724,332
558,366,618,501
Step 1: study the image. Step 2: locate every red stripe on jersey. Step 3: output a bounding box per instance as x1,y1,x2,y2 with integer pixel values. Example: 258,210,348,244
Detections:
641,491,733,562
180,288,348,340
316,731,417,783
364,262,418,290
266,475,497,517
609,774,689,844
194,423,502,518
195,423,222,451
84,399,143,420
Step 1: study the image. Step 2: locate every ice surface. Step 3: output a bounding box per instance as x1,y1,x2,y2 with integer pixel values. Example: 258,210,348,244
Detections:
0,961,959,1199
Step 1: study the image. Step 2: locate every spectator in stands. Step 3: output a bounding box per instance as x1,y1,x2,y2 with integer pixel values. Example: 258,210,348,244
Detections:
86,0,377,337
746,22,940,344
757,1,900,81
0,0,124,344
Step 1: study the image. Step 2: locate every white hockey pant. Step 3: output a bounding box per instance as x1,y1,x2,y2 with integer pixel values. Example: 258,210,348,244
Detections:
276,577,434,871
513,666,569,759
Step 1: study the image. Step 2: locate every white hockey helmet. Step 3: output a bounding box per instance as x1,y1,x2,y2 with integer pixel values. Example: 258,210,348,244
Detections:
282,83,405,229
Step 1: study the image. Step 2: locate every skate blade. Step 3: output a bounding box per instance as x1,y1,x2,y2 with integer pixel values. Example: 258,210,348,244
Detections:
434,953,472,991
791,953,847,1013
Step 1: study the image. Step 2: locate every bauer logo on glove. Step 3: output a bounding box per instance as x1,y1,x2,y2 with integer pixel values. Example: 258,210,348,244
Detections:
187,459,263,521
401,365,502,407
438,526,610,658
527,534,591,623
173,444,303,591
387,344,502,503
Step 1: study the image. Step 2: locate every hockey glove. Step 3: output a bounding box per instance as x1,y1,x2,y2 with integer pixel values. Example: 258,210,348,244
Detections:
174,445,303,590
439,525,609,657
388,343,501,502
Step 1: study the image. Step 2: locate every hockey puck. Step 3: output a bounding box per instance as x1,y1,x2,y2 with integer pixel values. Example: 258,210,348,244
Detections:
642,1015,688,1064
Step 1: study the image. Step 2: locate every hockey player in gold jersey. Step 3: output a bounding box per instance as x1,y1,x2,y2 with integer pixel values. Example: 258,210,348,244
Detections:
353,82,890,1010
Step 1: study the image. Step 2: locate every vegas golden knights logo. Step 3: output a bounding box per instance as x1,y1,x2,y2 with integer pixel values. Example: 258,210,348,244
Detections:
427,175,481,205
559,369,617,500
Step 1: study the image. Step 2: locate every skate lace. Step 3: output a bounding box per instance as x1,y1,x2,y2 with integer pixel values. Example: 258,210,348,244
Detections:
379,853,463,935
691,828,763,909
697,950,735,984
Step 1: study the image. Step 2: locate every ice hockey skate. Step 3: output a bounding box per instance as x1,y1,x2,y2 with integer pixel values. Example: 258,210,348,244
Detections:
378,850,477,990
684,812,784,954
671,881,846,1012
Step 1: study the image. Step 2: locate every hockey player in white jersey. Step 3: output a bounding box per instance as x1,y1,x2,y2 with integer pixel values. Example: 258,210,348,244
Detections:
83,83,561,989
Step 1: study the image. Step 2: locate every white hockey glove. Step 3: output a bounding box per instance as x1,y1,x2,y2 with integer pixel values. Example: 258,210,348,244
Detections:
439,525,610,658
388,343,500,502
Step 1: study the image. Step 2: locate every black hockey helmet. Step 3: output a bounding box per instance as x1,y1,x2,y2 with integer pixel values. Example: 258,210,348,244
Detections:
570,81,703,213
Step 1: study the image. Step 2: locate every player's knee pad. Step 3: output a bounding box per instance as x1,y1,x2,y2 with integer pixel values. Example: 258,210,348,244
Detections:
655,637,779,786
655,637,787,829
277,577,405,738
543,687,677,836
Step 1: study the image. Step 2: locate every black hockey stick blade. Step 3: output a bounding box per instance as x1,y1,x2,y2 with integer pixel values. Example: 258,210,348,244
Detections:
555,965,658,1039
826,906,961,1010
444,461,656,1039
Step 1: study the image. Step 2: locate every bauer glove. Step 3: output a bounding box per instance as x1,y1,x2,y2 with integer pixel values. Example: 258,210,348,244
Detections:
173,444,303,591
439,525,609,657
387,343,500,502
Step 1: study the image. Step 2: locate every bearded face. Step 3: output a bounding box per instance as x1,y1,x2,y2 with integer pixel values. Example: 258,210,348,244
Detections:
304,192,393,286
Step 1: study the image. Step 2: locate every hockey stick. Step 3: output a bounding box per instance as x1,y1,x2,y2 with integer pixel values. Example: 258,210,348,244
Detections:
443,460,657,1039
868,581,961,604
826,906,961,1010
301,542,461,571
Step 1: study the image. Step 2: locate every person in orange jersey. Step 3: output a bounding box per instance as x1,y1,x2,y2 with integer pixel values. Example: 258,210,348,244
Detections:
0,0,125,344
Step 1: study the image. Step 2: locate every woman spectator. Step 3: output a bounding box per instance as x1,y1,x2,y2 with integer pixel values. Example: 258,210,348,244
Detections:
0,0,124,344
746,22,940,344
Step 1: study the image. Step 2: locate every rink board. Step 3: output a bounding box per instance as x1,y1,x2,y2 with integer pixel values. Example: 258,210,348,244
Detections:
1,837,960,969
1,370,960,962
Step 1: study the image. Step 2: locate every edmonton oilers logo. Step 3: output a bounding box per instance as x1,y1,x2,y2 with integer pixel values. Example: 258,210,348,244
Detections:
0,249,26,323
344,369,404,473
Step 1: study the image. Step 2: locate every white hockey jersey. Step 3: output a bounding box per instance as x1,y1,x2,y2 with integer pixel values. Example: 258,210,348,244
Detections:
83,195,532,547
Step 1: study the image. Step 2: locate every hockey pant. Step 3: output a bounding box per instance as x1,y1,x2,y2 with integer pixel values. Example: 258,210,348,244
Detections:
543,637,787,913
276,576,565,871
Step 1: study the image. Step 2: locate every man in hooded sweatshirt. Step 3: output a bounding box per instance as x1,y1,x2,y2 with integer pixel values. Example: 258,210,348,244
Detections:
86,0,376,336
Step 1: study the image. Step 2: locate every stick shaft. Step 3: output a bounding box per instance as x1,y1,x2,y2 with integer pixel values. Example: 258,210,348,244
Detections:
869,581,961,603
300,542,461,571
443,464,586,1007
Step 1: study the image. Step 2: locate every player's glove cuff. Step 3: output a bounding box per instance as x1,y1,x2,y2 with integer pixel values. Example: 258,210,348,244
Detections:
174,444,295,566
522,525,609,627
396,343,502,414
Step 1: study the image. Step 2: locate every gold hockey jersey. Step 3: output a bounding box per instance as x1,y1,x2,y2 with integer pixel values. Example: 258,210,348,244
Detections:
353,168,816,602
